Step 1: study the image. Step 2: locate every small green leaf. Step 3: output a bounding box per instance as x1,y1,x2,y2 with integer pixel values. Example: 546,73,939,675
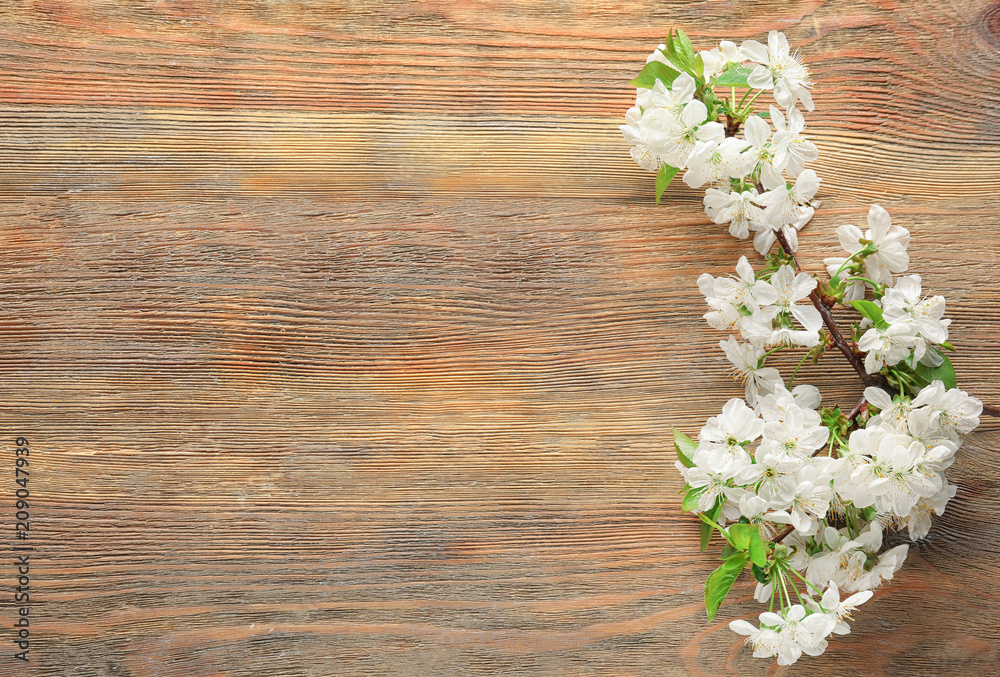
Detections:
705,552,748,622
747,530,767,568
699,502,723,551
661,28,699,76
915,353,958,389
699,520,712,552
726,523,756,550
720,543,738,560
751,563,769,584
692,53,705,84
681,487,703,512
849,300,889,330
940,340,956,352
655,163,680,204
674,28,696,62
715,65,753,87
673,428,697,468
628,59,681,89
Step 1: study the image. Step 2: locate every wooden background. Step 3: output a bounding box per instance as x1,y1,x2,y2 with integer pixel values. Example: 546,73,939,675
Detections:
0,1,998,675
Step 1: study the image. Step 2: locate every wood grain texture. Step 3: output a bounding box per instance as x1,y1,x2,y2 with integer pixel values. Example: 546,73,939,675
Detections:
0,1,998,675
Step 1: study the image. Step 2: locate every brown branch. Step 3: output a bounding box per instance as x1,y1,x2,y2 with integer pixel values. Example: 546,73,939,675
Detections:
772,228,890,392
846,396,868,421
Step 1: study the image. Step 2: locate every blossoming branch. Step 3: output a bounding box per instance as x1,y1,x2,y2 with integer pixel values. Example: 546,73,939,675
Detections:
621,28,995,666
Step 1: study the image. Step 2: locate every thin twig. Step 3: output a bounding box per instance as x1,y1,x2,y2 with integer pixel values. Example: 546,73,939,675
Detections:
846,396,868,421
772,228,890,392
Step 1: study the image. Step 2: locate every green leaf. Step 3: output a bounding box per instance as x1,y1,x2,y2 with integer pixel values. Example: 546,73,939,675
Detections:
692,53,705,85
673,428,697,468
747,530,767,568
681,487,703,512
726,523,756,550
628,59,681,89
655,163,680,204
674,28,697,62
661,28,700,77
723,523,767,567
861,505,877,521
751,563,769,584
700,502,723,551
849,300,889,330
915,353,958,389
704,552,748,621
715,65,753,87
940,340,955,352
699,519,712,552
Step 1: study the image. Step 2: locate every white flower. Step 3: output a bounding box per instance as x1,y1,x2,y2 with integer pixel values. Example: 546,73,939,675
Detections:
754,169,820,254
700,40,741,79
741,31,814,111
704,188,765,239
713,256,779,311
904,407,959,454
620,106,661,172
768,467,833,534
912,381,983,438
720,336,784,405
835,204,910,286
675,462,737,513
645,43,672,66
759,169,820,229
640,98,725,169
703,298,776,343
735,452,803,507
636,72,696,114
805,526,858,590
757,605,834,665
683,137,753,188
743,115,789,187
788,384,822,410
807,581,873,635
849,429,940,516
770,105,818,177
864,386,912,432
755,383,822,423
729,619,784,660
806,523,907,593
876,276,953,384
624,76,696,173
701,257,781,343
694,398,764,474
880,275,950,345
769,264,822,333
737,493,780,539
758,404,830,460
905,481,957,540
858,323,920,374
849,543,908,593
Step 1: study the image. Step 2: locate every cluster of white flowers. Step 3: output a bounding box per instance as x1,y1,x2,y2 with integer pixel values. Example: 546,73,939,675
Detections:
621,31,819,256
623,29,987,666
676,372,981,664
698,257,821,404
